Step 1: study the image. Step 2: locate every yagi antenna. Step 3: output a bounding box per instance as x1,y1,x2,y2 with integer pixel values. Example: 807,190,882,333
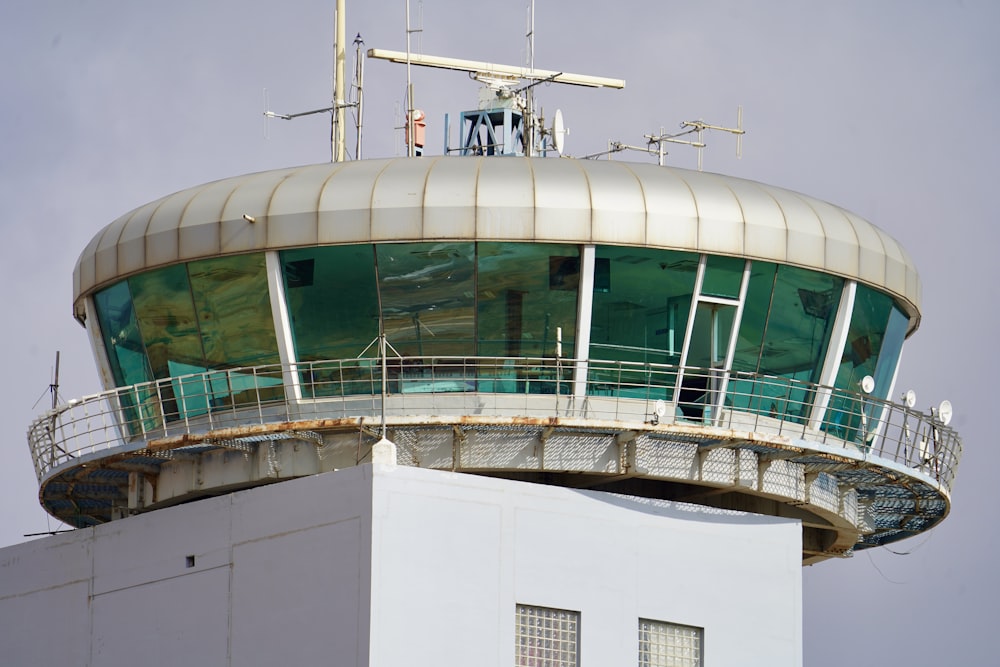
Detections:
679,105,745,170
587,106,745,169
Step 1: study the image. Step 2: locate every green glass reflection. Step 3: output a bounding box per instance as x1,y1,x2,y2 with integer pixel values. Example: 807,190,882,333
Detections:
477,242,578,358
94,281,158,435
189,254,278,368
729,264,843,423
477,242,577,394
588,247,698,399
106,255,282,421
826,285,907,442
281,245,380,397
701,255,744,299
95,281,152,389
376,243,475,357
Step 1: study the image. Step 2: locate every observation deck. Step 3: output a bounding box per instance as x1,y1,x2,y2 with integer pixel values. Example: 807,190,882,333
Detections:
29,357,959,564
30,156,962,564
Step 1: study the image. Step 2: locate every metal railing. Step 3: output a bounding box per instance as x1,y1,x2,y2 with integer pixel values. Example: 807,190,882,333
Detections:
27,357,961,492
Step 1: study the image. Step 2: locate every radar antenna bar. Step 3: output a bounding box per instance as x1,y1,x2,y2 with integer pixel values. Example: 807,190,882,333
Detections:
367,48,625,89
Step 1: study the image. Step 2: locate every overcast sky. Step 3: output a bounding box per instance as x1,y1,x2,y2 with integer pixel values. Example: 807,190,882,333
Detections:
2,1,996,664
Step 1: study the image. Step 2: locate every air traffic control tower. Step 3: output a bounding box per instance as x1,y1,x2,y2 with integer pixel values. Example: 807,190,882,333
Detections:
31,153,962,562
18,42,963,667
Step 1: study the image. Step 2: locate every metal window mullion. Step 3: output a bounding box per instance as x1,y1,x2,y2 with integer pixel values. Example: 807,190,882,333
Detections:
713,259,752,424
573,244,595,399
265,251,302,403
674,254,708,396
809,280,856,429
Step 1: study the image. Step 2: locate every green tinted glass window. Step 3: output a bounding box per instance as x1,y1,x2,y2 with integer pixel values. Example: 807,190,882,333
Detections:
281,245,380,398
477,242,578,359
189,254,278,368
588,247,698,399
826,285,907,442
281,245,379,361
123,255,281,420
729,264,842,423
94,280,152,388
376,243,475,357
130,264,202,382
701,255,744,299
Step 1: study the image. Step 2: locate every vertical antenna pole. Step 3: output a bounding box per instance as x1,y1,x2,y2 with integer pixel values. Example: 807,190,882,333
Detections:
50,351,60,410
354,33,365,160
525,0,536,156
332,0,347,162
405,0,415,157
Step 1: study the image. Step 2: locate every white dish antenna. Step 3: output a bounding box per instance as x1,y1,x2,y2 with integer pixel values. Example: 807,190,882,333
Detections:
936,399,953,426
654,399,667,419
552,108,567,155
902,389,917,409
860,375,875,394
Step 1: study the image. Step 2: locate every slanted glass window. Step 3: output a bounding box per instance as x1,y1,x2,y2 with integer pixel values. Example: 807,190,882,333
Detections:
515,604,579,667
97,254,281,422
729,264,843,423
826,285,909,442
94,280,157,436
282,245,380,397
638,618,702,667
94,280,152,389
588,247,698,400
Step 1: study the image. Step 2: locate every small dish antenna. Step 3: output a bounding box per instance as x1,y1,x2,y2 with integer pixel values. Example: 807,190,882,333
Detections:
552,108,567,155
902,389,917,409
654,399,667,419
936,399,953,426
860,375,875,394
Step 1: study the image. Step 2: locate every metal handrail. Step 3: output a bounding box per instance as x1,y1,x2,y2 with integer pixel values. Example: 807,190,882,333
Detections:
26,356,961,492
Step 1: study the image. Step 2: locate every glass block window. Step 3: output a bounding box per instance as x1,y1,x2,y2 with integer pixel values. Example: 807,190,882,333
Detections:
638,618,702,667
515,604,579,667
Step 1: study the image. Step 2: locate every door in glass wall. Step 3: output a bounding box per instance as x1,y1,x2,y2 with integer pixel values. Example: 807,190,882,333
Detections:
679,302,736,420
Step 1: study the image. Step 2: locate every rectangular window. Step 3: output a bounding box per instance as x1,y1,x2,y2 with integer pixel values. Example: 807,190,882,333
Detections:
515,604,579,667
638,618,702,667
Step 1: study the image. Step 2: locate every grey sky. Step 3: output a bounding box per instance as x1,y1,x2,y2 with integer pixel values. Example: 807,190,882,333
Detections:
2,1,996,664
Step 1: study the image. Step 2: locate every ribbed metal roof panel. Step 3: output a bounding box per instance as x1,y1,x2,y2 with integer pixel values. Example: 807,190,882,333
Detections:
74,157,921,321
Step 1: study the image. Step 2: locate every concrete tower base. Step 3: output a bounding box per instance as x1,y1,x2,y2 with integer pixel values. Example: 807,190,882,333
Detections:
0,465,803,666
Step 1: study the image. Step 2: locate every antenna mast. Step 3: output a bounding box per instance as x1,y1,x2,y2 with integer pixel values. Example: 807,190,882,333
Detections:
332,0,347,162
525,0,536,156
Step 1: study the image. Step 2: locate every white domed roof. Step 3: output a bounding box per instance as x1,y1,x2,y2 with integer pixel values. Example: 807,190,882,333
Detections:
74,156,920,320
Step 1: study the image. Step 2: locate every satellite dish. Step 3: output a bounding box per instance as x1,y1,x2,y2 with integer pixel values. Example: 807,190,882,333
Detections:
552,109,566,155
860,375,875,394
902,389,917,409
937,399,953,426
654,399,667,418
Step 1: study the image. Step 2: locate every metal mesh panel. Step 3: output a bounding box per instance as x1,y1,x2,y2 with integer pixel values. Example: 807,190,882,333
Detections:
638,618,703,667
636,436,698,480
700,448,735,484
760,458,805,501
543,434,617,472
515,604,579,667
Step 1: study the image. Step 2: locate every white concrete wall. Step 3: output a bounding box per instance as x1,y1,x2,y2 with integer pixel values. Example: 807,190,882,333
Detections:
0,465,802,666
0,467,374,667
369,467,802,667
